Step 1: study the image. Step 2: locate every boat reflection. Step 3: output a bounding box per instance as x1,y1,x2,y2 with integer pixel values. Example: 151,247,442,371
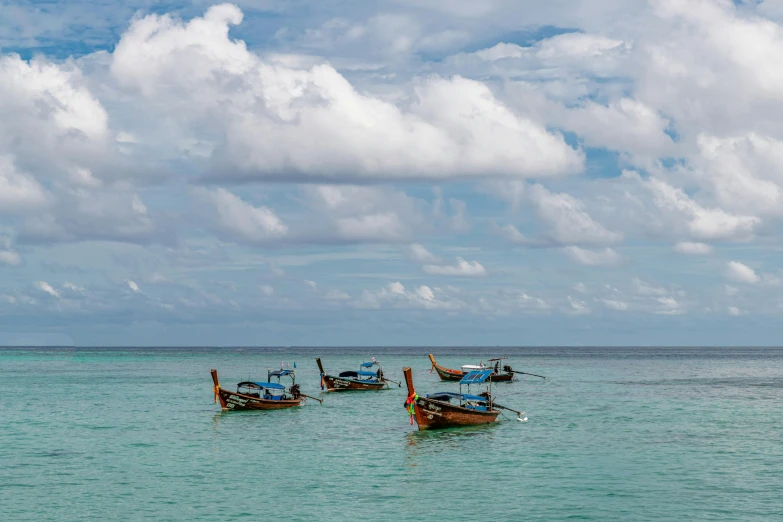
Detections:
404,424,497,464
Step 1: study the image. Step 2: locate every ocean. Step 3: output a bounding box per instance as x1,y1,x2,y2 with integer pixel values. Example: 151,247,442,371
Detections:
1,346,781,521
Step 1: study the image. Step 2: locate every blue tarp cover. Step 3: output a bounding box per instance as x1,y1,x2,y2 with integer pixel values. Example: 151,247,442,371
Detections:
459,369,493,385
250,381,285,390
269,370,293,377
426,392,488,403
360,362,376,367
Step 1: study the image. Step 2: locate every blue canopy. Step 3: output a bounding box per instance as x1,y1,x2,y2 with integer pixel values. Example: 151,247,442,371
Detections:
360,362,377,368
269,370,294,377
250,381,285,390
357,371,377,377
460,369,493,385
426,392,488,403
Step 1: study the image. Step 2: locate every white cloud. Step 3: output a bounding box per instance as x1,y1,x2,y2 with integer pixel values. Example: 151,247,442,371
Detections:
355,281,463,310
564,246,620,266
109,5,583,182
674,241,713,255
603,299,629,311
728,306,742,316
323,290,350,300
529,184,621,245
0,156,48,211
260,285,274,296
407,243,440,263
127,280,143,293
423,257,486,276
567,295,591,315
632,277,666,296
198,187,288,243
518,293,550,310
62,282,85,293
725,261,760,284
655,296,684,315
0,249,21,266
645,178,759,241
304,185,423,242
34,281,60,298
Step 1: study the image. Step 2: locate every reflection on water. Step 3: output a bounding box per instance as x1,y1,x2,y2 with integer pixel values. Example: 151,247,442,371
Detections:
404,424,498,464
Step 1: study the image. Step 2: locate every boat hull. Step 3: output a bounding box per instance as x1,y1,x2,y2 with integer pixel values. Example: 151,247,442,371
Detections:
322,374,386,392
217,389,302,411
413,397,499,430
429,355,514,382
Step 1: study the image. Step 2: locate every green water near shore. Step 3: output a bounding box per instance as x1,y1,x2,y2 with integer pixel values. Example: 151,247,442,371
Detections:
1,347,781,520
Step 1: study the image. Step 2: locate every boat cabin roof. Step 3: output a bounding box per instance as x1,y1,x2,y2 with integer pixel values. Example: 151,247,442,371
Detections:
461,364,484,370
338,370,377,378
238,381,286,390
426,391,489,403
360,361,378,368
459,369,493,385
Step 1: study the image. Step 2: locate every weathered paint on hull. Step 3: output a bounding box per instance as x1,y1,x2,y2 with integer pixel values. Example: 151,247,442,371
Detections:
218,389,302,411
322,374,386,392
413,398,499,430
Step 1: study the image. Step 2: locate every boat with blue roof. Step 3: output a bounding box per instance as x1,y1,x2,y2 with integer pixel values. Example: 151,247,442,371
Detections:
402,367,525,430
210,368,322,411
316,357,400,391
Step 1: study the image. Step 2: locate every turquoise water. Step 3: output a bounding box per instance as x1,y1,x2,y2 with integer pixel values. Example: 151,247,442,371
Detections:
1,347,781,521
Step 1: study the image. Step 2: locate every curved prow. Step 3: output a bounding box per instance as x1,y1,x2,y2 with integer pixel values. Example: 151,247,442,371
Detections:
428,353,437,369
403,367,415,396
316,357,325,374
210,369,226,409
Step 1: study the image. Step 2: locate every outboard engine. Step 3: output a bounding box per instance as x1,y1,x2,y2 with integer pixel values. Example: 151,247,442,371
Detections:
290,384,301,398
503,365,513,373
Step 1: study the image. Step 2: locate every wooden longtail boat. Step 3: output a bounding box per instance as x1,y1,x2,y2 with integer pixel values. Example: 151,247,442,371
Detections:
210,368,322,411
316,358,399,391
403,367,525,430
428,354,515,382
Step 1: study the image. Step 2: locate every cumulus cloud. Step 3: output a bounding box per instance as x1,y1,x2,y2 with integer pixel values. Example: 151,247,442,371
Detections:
109,5,583,183
0,249,21,266
0,156,48,211
632,277,667,296
645,178,759,241
356,281,463,310
564,246,620,266
34,281,60,298
603,298,629,311
725,261,760,284
674,241,713,255
422,257,487,276
529,184,621,246
197,187,288,243
567,295,591,315
407,243,440,263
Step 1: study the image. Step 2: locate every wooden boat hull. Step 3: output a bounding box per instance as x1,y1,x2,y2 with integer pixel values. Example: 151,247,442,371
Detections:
428,354,514,382
322,374,386,392
217,388,302,411
413,397,499,430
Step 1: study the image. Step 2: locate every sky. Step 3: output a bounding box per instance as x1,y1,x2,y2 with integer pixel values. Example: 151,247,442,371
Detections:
2,0,783,346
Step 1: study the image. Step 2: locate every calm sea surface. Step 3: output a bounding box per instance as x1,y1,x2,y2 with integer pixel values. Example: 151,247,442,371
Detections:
1,347,781,521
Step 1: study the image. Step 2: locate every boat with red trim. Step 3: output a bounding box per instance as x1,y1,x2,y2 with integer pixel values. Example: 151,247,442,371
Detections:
403,367,525,430
210,368,322,411
428,354,515,382
316,358,399,391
